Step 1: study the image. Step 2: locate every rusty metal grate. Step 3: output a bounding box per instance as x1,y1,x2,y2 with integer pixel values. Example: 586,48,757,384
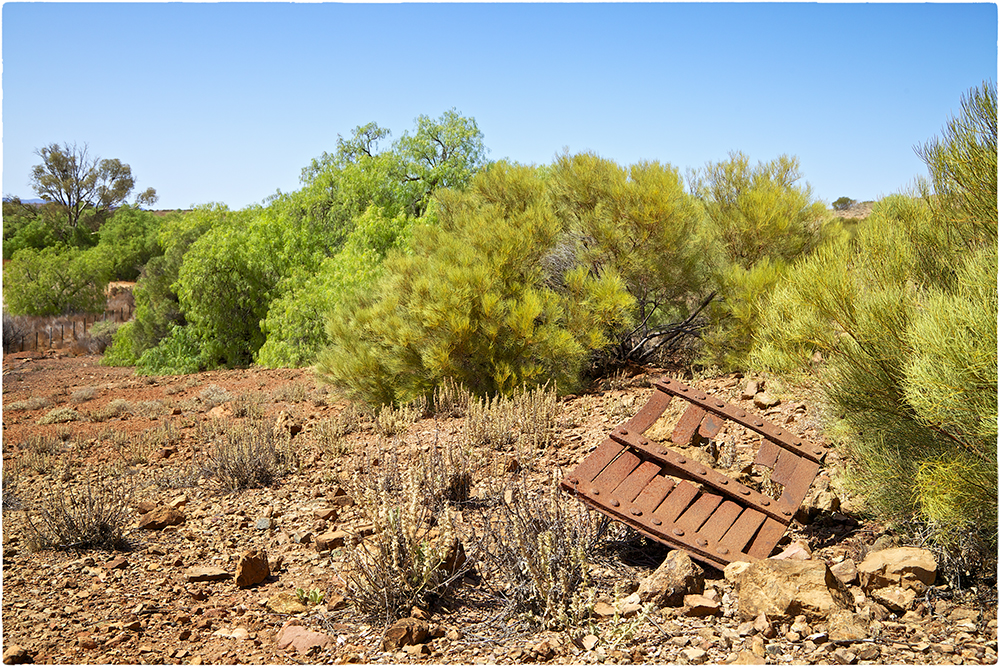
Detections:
560,377,828,569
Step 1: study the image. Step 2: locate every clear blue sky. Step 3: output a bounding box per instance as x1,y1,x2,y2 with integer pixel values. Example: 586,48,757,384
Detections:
3,2,996,211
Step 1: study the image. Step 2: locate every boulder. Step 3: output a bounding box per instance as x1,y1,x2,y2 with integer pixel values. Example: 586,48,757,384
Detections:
234,549,269,588
857,547,936,592
636,550,705,607
730,559,853,622
382,617,429,651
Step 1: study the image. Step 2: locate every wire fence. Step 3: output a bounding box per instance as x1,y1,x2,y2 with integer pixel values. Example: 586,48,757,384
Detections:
4,306,133,354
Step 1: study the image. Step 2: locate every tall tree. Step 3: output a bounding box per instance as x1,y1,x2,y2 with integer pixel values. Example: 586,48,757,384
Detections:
29,142,158,236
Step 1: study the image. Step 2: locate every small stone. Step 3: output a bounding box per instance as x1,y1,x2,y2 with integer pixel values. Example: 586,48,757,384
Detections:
754,392,780,409
681,647,708,664
870,585,916,612
276,621,331,654
315,530,348,552
856,644,879,661
582,634,599,651
684,594,722,617
742,380,760,400
266,592,309,614
382,617,429,651
313,507,338,521
234,549,269,588
830,559,859,586
106,556,129,570
3,644,32,664
185,566,229,583
831,647,857,664
139,506,185,530
255,518,272,530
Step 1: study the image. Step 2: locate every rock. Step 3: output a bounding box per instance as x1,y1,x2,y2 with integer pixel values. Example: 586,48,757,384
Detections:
582,634,599,651
684,594,722,617
276,620,331,654
255,518,273,530
870,585,916,612
753,612,775,637
731,559,853,622
234,549,269,588
857,547,936,592
724,561,752,583
138,506,185,530
829,559,859,586
731,649,765,664
185,566,229,583
827,609,870,641
213,627,250,640
681,647,708,664
313,507,338,521
754,392,780,409
742,380,760,400
636,550,705,607
831,647,857,664
2,644,32,664
136,500,158,514
315,530,348,552
291,531,312,545
856,643,880,661
106,556,129,570
772,539,812,561
266,592,309,614
382,617,429,651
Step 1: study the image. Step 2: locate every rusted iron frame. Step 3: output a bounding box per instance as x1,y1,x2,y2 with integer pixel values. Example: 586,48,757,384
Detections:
652,377,827,463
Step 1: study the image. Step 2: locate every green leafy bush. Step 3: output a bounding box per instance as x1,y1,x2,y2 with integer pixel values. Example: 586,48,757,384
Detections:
690,152,832,368
317,161,634,406
752,82,997,558
3,245,110,316
134,325,203,376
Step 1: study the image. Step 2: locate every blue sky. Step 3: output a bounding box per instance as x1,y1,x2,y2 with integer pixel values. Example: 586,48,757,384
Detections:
3,3,996,211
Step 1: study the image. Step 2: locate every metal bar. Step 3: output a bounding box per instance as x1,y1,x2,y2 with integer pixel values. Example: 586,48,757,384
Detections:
613,460,662,504
698,413,724,439
653,378,827,463
622,390,672,434
671,404,706,446
610,429,793,523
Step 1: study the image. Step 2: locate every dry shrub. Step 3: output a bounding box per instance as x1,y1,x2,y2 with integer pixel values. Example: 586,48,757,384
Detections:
202,419,295,491
432,378,473,418
468,473,603,629
343,450,470,624
3,465,21,512
374,398,426,437
70,386,99,403
231,392,265,419
38,407,85,425
5,396,54,412
271,382,308,404
133,400,167,419
464,383,559,464
90,398,131,422
23,467,134,552
150,463,203,490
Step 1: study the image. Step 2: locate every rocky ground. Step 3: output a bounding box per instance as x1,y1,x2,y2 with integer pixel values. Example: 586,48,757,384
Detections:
1,350,996,665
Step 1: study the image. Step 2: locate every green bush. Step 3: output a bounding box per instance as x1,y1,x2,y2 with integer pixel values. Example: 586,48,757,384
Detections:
317,161,634,406
752,82,997,557
690,152,833,368
3,245,110,316
134,325,203,376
